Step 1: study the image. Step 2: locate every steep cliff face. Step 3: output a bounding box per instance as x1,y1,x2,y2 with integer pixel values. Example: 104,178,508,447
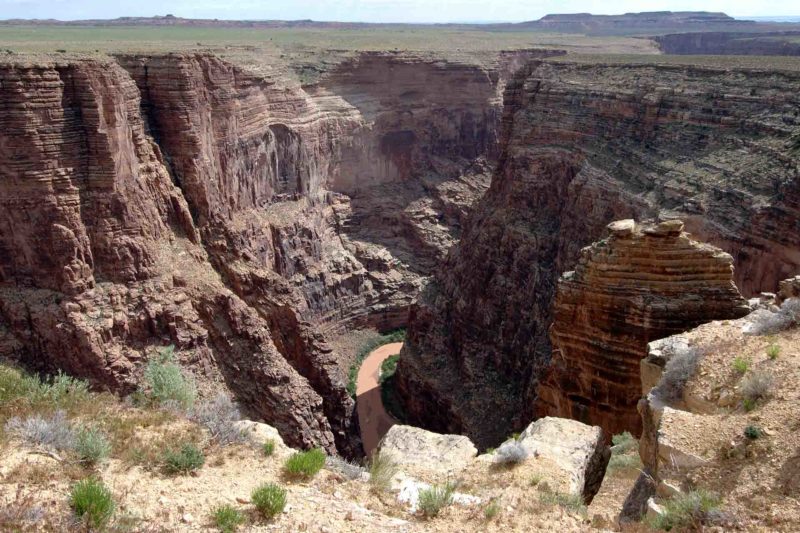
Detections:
396,59,800,448
536,219,749,438
0,51,526,456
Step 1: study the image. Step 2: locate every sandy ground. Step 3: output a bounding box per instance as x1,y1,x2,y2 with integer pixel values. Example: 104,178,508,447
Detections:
356,342,403,456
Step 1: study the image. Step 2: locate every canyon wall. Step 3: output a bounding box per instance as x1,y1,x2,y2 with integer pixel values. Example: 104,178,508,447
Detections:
656,31,800,56
395,59,800,448
536,219,749,437
0,51,531,456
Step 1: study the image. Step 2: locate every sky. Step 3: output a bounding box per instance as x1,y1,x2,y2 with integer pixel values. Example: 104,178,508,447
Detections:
2,0,799,24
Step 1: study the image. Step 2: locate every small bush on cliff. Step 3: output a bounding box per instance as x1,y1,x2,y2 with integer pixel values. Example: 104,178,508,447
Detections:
142,345,196,410
608,431,641,471
162,443,205,474
654,346,700,402
191,394,244,445
369,451,399,493
347,329,406,398
5,411,76,451
766,343,781,360
262,439,276,457
647,489,721,531
0,365,89,412
75,426,111,465
211,504,246,532
251,483,286,519
484,498,501,520
741,369,774,408
284,448,326,479
493,439,529,465
326,455,366,480
611,432,637,454
418,482,455,518
69,477,115,529
732,356,750,375
538,485,587,516
744,425,763,440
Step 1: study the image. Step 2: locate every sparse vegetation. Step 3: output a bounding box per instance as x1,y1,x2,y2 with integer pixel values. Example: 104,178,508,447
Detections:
766,343,781,360
530,474,543,486
0,489,46,530
732,356,750,374
484,498,501,520
163,443,205,474
5,411,76,451
283,448,326,479
347,329,405,398
369,451,399,493
0,365,89,413
654,346,701,402
326,455,366,480
418,482,455,518
211,504,246,532
191,394,244,445
647,489,721,531
251,483,287,519
741,369,775,407
262,439,276,457
75,426,112,465
608,431,641,471
69,477,115,529
142,345,196,410
744,425,763,440
493,439,529,465
538,486,587,516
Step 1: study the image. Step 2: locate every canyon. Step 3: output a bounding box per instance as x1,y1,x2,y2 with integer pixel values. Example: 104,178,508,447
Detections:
2,48,799,458
395,57,800,448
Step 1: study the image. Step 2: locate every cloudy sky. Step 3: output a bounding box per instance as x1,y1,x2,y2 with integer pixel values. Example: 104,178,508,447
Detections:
2,0,798,23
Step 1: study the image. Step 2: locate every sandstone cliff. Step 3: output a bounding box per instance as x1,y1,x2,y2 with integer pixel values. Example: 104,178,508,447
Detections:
0,51,535,455
536,219,749,438
396,58,800,448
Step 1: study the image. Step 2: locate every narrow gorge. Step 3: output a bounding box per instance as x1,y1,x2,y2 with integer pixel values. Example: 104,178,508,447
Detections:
2,49,799,460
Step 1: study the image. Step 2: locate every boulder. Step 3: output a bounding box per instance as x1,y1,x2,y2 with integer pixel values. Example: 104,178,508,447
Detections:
518,417,610,502
233,420,291,455
377,425,477,479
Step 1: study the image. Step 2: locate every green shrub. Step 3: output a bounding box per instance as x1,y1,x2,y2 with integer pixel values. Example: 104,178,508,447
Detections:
380,354,400,380
538,487,587,516
368,451,399,493
75,426,112,465
251,483,286,519
611,431,637,454
484,499,501,520
608,453,642,471
211,504,246,532
744,425,763,440
743,397,756,412
69,477,115,529
647,489,721,531
283,448,325,479
766,344,781,360
0,365,89,410
163,443,205,474
142,345,196,410
530,474,543,486
418,483,455,518
732,356,750,375
262,439,276,457
347,329,406,398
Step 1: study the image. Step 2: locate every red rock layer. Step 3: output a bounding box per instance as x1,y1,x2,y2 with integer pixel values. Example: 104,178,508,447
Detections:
396,59,800,448
536,219,750,437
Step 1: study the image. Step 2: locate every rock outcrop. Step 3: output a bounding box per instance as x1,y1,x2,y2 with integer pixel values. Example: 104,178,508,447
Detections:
517,417,610,502
396,58,800,448
536,219,750,437
378,425,478,479
623,293,800,529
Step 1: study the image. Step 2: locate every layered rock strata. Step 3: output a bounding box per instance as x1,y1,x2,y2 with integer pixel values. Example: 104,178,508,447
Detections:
536,219,750,437
396,58,800,448
0,51,533,455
